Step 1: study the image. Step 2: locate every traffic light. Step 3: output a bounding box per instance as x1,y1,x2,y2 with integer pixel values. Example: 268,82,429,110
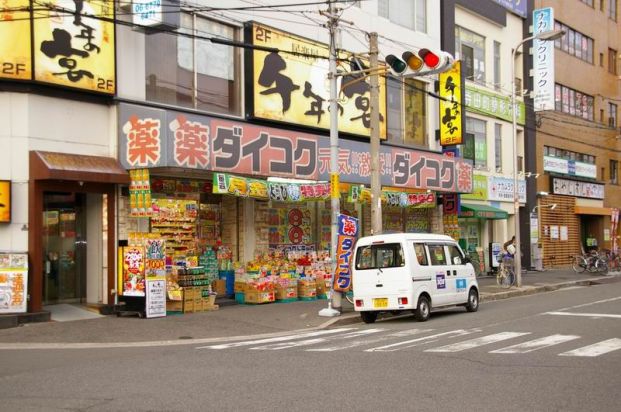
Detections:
386,49,455,76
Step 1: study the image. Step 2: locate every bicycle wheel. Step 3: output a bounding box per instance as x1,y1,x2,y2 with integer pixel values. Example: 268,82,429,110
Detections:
572,256,587,273
587,257,599,273
344,289,354,305
596,258,608,274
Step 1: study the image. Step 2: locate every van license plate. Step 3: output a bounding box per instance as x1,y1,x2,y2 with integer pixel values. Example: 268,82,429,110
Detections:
373,298,388,308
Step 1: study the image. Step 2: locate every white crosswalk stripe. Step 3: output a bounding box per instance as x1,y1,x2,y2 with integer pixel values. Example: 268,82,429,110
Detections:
307,328,433,352
559,338,621,357
250,329,385,351
365,329,476,353
490,334,580,354
196,328,355,350
425,332,530,353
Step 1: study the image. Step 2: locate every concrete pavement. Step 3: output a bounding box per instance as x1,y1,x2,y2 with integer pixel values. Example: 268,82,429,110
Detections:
0,268,619,345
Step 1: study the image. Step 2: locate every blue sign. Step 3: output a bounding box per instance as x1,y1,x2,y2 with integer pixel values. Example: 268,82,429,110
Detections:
436,274,446,289
492,0,527,18
456,278,467,292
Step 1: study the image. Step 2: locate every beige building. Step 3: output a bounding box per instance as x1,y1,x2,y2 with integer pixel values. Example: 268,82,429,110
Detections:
534,0,621,267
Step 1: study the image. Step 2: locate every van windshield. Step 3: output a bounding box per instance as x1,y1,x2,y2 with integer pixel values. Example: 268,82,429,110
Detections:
355,243,404,270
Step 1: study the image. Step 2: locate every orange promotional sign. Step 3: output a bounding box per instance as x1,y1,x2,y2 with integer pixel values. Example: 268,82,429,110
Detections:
0,180,11,223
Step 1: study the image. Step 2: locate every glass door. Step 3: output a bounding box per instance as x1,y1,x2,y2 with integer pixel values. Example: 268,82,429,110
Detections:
42,192,87,304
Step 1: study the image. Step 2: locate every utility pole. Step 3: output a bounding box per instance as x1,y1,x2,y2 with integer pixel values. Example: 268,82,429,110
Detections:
369,32,382,235
319,0,341,316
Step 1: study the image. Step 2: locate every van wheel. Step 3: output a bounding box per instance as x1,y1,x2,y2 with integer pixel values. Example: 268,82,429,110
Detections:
465,288,479,312
413,295,431,322
360,311,378,324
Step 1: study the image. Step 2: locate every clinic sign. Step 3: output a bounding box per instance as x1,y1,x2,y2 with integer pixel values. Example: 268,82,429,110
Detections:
488,176,526,203
533,8,555,111
543,156,597,179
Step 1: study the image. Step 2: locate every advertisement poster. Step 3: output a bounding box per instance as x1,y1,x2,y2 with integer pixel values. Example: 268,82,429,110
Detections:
267,205,314,248
145,238,166,278
530,213,539,244
560,226,568,241
129,169,152,217
212,172,330,202
550,225,559,240
333,214,359,293
122,246,145,297
0,253,28,314
145,278,166,318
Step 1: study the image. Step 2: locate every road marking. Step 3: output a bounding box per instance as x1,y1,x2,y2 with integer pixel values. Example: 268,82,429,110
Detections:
365,329,475,353
307,329,433,352
552,296,621,312
490,334,580,354
197,328,355,350
559,338,621,357
250,329,384,351
544,312,621,319
425,332,530,353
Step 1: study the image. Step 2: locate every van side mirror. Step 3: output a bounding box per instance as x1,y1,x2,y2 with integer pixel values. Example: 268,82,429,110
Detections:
462,256,471,265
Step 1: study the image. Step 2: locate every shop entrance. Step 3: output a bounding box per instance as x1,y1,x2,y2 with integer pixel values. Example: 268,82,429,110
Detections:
580,215,603,252
42,192,87,304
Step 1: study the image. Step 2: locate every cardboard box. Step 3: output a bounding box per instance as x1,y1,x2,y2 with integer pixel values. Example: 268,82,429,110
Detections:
245,290,275,304
276,285,298,300
211,279,226,296
298,281,317,298
166,300,183,312
234,281,246,293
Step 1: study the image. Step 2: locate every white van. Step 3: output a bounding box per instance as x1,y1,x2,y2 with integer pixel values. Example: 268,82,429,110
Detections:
352,233,479,323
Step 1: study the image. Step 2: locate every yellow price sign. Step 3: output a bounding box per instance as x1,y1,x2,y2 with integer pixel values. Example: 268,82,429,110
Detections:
331,174,340,199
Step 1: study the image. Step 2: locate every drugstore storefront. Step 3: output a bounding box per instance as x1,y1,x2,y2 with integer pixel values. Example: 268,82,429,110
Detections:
117,103,473,310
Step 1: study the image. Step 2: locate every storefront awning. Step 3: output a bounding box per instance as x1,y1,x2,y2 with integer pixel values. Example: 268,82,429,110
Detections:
459,203,508,220
574,206,612,216
30,151,129,184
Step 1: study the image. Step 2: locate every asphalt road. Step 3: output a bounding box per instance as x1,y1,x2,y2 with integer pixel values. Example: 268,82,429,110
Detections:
1,282,620,411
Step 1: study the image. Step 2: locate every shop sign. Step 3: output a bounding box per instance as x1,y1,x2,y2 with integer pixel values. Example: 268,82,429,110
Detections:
348,186,436,208
119,103,474,192
32,0,115,94
333,214,358,293
439,61,463,145
461,174,487,200
488,176,526,203
0,0,31,81
0,180,11,223
492,0,527,17
543,156,597,179
212,173,331,202
551,177,604,199
248,22,387,138
465,86,525,125
132,0,180,29
443,195,460,241
122,246,146,297
0,253,28,314
533,8,555,111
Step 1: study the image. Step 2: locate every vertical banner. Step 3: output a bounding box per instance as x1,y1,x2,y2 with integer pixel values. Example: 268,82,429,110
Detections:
0,0,32,80
533,8,555,111
129,169,152,217
442,195,460,241
122,246,146,297
333,214,359,293
0,253,28,314
612,208,619,254
439,61,463,145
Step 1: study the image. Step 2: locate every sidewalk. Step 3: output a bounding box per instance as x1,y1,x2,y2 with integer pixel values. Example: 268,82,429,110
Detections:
0,268,619,345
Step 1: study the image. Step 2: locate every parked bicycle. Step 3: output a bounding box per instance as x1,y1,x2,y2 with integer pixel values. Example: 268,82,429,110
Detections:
497,253,516,288
571,251,608,274
602,249,620,272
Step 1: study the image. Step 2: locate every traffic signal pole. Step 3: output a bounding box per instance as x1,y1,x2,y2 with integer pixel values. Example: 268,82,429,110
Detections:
369,32,382,235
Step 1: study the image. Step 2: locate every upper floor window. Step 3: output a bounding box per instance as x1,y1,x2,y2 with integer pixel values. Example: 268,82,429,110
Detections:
555,83,594,121
466,117,487,170
609,103,618,127
455,26,485,82
610,0,618,20
386,77,427,147
609,48,618,74
146,14,241,116
378,0,426,33
555,21,593,64
544,146,596,164
610,159,619,184
580,0,594,6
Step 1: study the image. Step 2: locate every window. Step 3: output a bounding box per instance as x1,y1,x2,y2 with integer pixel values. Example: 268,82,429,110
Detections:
494,123,502,172
146,14,241,116
378,0,426,32
466,117,487,169
608,49,618,75
387,77,427,146
609,103,618,127
544,147,596,164
447,245,464,265
610,0,618,20
493,41,501,91
554,21,593,64
611,160,619,184
580,0,594,6
427,245,447,266
355,243,405,270
555,83,594,120
455,26,485,82
414,243,428,266
518,155,524,173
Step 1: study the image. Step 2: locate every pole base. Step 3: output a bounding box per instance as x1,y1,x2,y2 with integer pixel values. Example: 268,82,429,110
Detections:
318,307,341,317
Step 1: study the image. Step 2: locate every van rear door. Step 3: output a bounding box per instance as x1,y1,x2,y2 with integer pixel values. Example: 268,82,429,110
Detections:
354,242,409,307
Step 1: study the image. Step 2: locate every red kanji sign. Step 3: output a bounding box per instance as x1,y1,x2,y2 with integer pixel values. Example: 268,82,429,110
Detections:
124,115,161,167
170,115,209,168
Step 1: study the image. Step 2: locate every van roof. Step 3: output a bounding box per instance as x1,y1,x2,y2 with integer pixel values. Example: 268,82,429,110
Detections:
355,233,456,246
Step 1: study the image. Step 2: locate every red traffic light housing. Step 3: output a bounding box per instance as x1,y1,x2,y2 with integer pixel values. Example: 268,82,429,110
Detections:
385,49,454,76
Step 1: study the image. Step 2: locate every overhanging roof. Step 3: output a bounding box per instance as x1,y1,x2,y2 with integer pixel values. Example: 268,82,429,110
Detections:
30,151,129,184
459,203,508,220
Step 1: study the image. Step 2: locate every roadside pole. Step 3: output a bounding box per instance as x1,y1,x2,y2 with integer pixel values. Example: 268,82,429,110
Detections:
369,32,382,235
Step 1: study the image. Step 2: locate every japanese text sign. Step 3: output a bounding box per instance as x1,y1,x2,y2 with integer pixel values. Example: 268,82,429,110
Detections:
488,176,526,203
461,174,488,200
0,0,31,80
333,214,358,293
0,253,28,314
465,86,525,125
212,172,330,202
122,247,145,297
533,8,555,111
248,22,387,138
552,177,604,199
32,0,115,94
439,61,463,145
348,186,436,208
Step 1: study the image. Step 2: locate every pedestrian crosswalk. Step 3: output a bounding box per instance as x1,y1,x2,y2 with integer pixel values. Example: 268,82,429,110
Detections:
197,327,621,358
